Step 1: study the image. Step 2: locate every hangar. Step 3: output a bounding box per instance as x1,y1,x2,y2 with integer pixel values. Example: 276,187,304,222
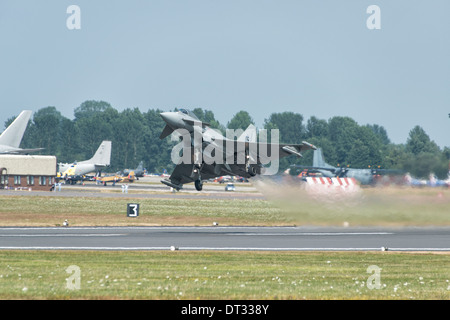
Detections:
0,155,57,191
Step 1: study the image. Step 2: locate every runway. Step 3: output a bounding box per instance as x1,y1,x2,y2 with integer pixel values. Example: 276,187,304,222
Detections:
0,226,449,251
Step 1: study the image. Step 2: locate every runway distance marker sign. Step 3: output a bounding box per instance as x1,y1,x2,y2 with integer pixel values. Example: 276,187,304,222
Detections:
127,203,140,217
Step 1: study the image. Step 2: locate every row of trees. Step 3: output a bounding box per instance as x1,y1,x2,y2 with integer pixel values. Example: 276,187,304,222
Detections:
6,100,449,179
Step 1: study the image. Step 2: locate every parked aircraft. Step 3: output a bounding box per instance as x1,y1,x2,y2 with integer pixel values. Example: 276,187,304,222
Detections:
96,171,135,186
122,161,145,178
294,148,401,185
57,140,112,184
159,109,316,191
0,110,44,154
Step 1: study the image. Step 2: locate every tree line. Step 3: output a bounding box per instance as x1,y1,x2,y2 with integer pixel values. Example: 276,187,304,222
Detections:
5,100,449,179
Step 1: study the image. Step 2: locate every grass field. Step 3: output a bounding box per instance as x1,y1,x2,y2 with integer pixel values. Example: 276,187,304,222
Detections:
0,251,448,299
0,185,449,226
0,195,284,226
0,185,449,300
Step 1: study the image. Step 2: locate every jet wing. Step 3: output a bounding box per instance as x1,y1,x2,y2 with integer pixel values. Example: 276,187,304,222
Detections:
200,130,316,163
247,141,316,164
161,140,316,190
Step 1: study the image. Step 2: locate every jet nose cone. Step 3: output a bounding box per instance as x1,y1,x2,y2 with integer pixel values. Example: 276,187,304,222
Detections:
160,112,182,129
160,112,171,122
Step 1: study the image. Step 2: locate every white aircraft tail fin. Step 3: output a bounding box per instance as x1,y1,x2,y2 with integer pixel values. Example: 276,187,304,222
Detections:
0,110,32,148
88,140,112,166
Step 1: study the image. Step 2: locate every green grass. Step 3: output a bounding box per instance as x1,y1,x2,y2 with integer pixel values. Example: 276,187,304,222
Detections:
0,187,449,299
1,186,450,226
0,251,448,299
0,196,284,226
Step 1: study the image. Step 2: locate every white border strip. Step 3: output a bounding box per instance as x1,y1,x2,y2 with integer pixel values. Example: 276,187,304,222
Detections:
0,246,449,251
0,234,124,237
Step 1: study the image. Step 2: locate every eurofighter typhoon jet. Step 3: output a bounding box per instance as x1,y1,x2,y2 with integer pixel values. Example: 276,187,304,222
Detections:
159,109,316,191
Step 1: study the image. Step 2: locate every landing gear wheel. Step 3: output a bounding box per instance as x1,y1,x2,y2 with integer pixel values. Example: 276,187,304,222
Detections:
247,165,257,177
195,179,203,191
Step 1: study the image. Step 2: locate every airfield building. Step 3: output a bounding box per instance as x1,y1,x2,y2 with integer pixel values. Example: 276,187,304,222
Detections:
0,155,57,191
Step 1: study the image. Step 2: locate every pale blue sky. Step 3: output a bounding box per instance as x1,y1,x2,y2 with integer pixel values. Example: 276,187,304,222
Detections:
0,1,449,148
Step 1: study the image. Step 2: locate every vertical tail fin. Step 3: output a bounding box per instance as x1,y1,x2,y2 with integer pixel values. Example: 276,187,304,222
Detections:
0,110,32,148
313,148,334,168
88,140,112,165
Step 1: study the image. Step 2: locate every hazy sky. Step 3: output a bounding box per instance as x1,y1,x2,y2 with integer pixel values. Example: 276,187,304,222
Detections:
0,1,449,148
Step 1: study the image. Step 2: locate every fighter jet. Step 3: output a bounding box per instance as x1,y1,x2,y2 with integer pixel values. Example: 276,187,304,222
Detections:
0,110,44,154
122,161,145,178
58,140,112,184
159,109,316,191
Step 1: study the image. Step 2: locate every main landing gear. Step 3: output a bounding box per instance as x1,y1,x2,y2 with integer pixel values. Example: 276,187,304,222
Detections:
194,179,203,191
